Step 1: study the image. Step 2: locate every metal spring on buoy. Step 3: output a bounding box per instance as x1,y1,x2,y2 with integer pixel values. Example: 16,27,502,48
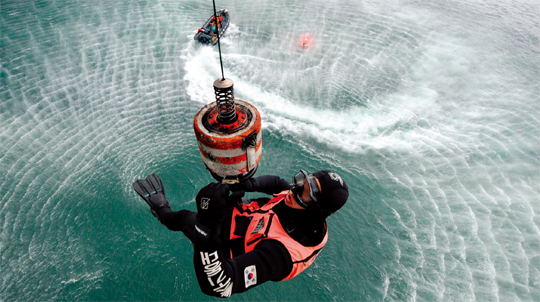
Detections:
214,79,237,124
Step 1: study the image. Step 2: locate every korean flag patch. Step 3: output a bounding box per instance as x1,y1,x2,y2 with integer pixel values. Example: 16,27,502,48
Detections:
244,265,257,288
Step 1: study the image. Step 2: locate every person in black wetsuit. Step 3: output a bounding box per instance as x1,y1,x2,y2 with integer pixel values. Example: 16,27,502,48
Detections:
133,170,348,298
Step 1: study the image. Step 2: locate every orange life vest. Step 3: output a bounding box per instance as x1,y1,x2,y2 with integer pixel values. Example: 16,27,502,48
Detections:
210,16,222,27
230,191,328,280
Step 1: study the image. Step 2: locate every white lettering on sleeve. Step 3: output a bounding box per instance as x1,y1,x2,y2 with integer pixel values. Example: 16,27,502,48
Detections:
200,251,211,265
199,250,234,297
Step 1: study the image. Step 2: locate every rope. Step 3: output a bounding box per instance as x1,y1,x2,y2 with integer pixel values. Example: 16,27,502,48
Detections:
212,0,225,81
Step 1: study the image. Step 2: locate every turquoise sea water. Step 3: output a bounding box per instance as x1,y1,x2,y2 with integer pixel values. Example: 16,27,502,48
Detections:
1,0,539,301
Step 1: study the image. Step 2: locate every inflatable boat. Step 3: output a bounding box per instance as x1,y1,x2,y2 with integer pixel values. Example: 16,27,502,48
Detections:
194,9,230,45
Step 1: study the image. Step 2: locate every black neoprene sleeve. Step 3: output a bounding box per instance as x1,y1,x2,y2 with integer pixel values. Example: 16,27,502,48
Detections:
246,175,292,195
192,238,292,298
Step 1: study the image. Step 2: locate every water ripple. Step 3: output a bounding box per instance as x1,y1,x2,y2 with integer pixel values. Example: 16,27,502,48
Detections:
2,0,539,301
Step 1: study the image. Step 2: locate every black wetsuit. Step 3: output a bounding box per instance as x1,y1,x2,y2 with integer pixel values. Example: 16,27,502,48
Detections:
158,175,326,297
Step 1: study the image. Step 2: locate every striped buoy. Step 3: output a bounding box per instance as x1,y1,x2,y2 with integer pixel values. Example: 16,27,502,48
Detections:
193,78,262,183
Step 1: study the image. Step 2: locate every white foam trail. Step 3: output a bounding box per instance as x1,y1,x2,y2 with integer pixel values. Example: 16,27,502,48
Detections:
1,0,539,301
183,47,442,155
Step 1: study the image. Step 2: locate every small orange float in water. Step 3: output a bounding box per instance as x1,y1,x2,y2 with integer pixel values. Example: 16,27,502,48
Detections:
300,33,313,48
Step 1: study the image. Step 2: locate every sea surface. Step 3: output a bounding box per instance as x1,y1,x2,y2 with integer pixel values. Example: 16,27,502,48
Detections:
1,0,539,301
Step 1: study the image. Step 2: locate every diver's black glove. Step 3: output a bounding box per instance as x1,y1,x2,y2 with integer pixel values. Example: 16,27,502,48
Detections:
194,183,232,240
227,178,254,193
133,174,171,220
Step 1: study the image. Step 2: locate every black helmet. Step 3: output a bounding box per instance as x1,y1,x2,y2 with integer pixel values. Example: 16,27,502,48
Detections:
312,171,348,214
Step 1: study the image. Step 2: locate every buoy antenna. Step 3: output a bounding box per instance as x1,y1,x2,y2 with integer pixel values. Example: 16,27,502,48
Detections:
212,0,225,81
213,78,237,124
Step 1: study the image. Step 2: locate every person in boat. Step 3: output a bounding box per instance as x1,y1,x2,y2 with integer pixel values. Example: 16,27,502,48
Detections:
210,14,223,34
133,170,349,298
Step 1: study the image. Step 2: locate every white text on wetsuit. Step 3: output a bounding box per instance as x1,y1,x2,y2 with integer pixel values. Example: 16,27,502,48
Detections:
200,251,233,297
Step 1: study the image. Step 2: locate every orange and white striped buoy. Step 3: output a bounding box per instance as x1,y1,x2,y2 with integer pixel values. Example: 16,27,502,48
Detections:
193,78,262,183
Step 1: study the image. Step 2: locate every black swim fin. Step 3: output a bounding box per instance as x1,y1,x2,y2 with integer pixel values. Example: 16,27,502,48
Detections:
133,174,171,218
